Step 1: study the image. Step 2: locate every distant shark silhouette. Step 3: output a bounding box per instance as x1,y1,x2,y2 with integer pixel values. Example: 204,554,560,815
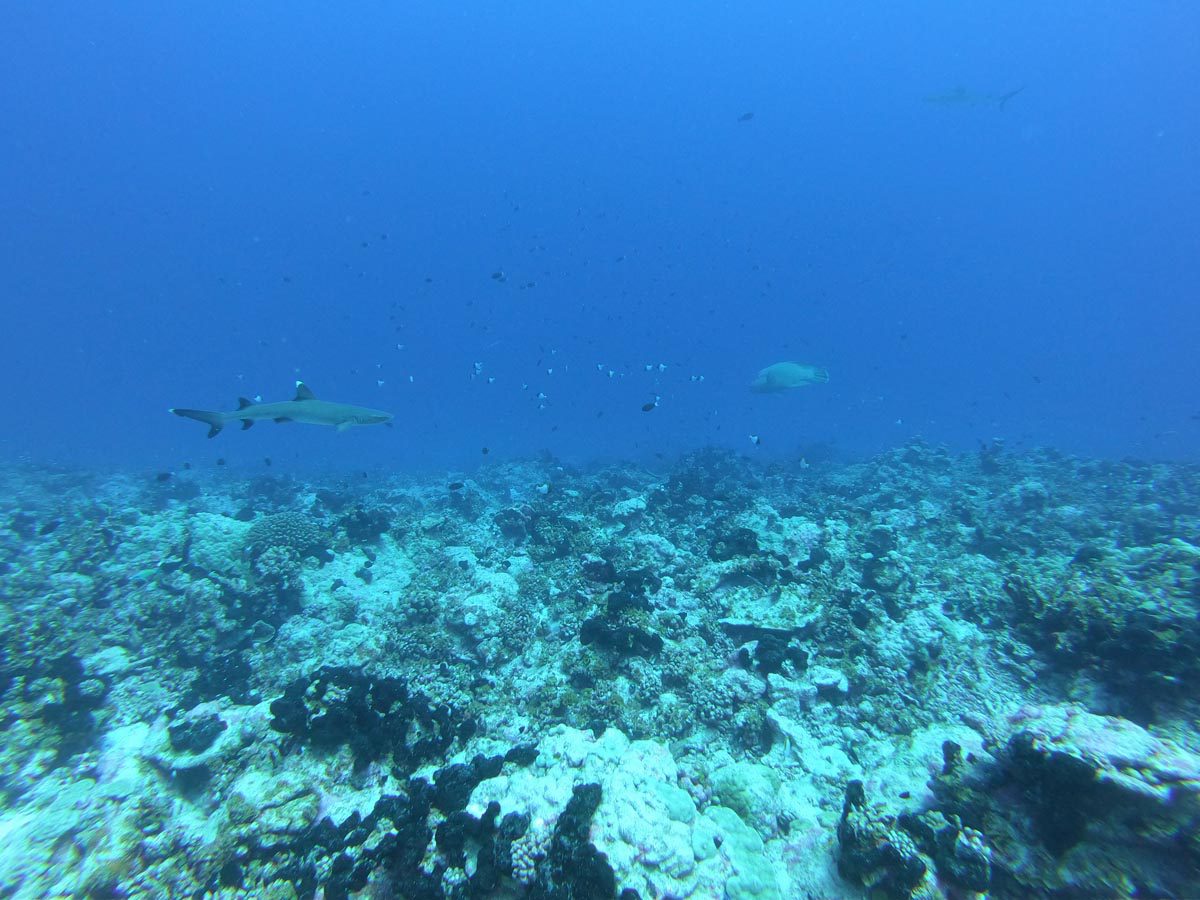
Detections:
171,382,393,438
924,85,1025,110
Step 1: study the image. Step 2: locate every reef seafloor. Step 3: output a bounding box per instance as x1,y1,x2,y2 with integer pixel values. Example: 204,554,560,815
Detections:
1,442,1198,900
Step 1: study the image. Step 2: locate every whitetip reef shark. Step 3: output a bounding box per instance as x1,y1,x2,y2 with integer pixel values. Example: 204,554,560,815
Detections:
924,85,1025,110
171,382,393,438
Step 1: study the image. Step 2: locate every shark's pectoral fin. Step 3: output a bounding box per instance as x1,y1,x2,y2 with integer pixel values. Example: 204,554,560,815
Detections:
241,419,254,430
336,421,353,432
273,417,293,423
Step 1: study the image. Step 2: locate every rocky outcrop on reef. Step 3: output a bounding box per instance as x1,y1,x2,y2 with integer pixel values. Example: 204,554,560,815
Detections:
835,703,1200,899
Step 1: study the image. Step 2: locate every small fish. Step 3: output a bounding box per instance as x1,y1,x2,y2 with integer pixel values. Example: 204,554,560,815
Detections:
749,434,761,446
481,447,490,455
448,481,465,491
155,472,172,482
642,401,657,412
738,112,754,122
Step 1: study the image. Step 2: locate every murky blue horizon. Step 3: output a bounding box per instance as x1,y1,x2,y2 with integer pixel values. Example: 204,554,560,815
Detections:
2,3,1196,474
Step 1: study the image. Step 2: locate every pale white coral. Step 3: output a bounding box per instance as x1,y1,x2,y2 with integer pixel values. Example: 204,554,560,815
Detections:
510,817,552,885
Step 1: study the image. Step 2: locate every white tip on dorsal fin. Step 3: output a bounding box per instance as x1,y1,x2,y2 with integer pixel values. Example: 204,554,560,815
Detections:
294,382,316,401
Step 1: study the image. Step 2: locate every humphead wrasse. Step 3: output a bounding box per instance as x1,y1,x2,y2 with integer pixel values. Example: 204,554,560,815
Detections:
750,362,830,393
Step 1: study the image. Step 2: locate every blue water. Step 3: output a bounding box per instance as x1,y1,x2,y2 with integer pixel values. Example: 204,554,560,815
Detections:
2,3,1197,472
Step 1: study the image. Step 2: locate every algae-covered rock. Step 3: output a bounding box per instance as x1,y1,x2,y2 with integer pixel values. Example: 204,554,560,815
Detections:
925,703,1200,898
705,805,782,899
711,762,782,834
188,512,250,575
836,780,931,899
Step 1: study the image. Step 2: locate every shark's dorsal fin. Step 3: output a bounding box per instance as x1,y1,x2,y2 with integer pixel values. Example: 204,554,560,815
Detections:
294,382,316,401
237,397,254,410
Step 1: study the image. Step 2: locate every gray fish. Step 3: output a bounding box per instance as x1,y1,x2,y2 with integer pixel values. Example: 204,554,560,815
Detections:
751,362,830,393
171,382,392,438
924,85,1025,110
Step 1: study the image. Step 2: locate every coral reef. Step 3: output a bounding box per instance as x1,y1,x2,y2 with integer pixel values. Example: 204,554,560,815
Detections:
0,445,1197,897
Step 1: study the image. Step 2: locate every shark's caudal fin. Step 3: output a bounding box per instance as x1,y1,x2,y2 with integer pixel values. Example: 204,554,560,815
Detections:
170,408,225,438
998,85,1025,110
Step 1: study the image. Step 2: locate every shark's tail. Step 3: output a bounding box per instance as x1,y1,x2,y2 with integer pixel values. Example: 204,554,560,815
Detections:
170,407,225,438
998,85,1025,110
